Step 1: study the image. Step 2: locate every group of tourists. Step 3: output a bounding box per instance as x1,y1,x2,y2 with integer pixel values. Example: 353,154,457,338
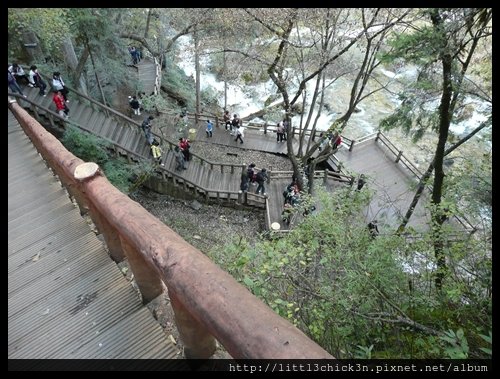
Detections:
223,110,245,144
319,132,342,151
240,163,268,196
128,46,142,65
276,119,289,143
8,63,73,121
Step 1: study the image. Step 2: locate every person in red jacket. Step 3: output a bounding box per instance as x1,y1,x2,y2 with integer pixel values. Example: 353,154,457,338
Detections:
53,90,69,119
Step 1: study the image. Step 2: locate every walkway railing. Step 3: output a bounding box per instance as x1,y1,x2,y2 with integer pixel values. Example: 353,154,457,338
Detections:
8,99,333,359
9,92,265,209
348,130,476,232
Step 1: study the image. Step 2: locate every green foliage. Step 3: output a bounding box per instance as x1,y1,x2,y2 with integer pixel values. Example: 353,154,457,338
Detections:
61,126,153,194
209,183,491,358
439,329,469,359
8,8,71,56
101,157,135,193
354,344,374,359
162,58,195,110
478,331,492,357
61,126,110,165
140,94,171,113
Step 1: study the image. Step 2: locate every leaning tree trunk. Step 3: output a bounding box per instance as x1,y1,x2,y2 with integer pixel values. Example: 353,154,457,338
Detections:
85,38,107,107
61,36,88,95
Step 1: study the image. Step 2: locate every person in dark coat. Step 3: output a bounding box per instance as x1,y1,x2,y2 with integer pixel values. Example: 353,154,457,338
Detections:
368,220,379,238
357,174,366,191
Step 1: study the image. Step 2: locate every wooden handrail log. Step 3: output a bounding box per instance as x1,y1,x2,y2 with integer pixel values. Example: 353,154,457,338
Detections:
9,100,332,359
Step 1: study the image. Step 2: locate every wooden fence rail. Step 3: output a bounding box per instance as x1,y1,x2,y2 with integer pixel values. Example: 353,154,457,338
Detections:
8,99,333,360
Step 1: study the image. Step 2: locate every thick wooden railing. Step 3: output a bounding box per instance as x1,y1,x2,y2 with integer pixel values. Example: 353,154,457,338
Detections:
8,99,333,359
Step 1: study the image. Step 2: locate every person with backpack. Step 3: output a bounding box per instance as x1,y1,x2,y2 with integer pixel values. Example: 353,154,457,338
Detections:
150,140,164,166
28,65,47,96
247,163,257,185
234,124,244,144
356,174,366,191
231,114,240,135
9,63,29,85
255,168,268,195
52,72,69,102
8,68,26,97
129,95,141,116
223,110,232,130
141,115,154,145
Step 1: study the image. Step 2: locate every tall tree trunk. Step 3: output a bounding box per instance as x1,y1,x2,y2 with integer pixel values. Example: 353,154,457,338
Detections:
194,28,201,125
61,36,88,95
431,52,453,290
223,49,227,110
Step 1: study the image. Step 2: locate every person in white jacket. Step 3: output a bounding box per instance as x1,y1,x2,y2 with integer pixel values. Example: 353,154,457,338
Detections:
28,65,47,96
52,72,69,102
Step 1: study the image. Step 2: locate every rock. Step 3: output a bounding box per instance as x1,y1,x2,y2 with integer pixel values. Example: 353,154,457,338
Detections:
193,235,202,240
190,200,202,210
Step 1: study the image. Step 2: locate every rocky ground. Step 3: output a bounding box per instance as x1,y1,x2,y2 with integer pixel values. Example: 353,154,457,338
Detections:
121,145,293,358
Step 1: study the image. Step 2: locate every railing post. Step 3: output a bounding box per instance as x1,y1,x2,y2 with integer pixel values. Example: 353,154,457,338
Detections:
349,140,355,152
395,150,403,163
323,169,328,185
88,204,125,262
375,130,381,142
168,290,216,359
119,235,163,303
312,129,316,141
292,127,296,138
238,190,248,205
263,121,267,135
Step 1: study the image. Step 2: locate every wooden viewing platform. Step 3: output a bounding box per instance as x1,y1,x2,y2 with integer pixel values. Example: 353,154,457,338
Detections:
8,110,178,359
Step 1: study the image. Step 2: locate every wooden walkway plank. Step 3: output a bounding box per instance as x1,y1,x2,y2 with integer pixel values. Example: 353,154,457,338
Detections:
336,140,430,229
8,110,177,359
137,59,157,96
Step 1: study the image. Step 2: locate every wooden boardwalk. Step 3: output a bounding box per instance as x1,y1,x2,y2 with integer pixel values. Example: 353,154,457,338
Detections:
137,59,157,96
193,123,297,156
8,110,178,359
334,139,430,230
18,85,432,233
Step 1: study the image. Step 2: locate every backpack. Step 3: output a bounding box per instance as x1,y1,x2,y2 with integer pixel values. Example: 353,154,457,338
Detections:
256,172,265,183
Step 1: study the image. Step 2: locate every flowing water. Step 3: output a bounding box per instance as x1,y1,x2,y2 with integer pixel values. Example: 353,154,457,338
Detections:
175,36,491,168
